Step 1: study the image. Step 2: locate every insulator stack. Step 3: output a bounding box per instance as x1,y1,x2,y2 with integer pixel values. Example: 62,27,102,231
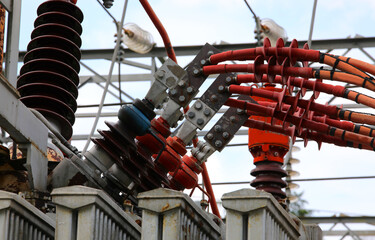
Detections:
90,120,171,202
250,162,287,200
248,84,290,203
17,0,83,140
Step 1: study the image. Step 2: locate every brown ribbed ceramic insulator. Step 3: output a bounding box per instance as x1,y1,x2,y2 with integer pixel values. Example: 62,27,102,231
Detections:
17,0,83,140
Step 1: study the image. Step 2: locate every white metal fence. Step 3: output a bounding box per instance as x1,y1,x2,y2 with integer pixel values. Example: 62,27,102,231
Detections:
51,185,141,240
222,188,301,240
0,190,55,240
0,186,322,240
138,188,223,240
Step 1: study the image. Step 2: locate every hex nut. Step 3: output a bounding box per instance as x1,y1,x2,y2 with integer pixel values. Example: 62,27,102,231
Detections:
222,132,230,139
193,68,201,76
188,112,195,119
210,95,218,102
203,108,211,116
179,95,186,102
195,101,202,110
197,118,204,125
218,85,225,93
187,87,194,94
206,133,214,140
237,108,245,115
170,89,177,96
156,70,165,79
178,81,186,87
225,76,233,84
214,125,222,132
214,140,223,148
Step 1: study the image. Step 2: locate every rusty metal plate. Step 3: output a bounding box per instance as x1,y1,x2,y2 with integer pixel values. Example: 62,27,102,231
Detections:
204,95,253,152
200,73,236,111
168,43,221,107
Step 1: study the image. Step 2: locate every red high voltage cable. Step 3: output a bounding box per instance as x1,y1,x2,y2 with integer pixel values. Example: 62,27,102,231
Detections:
202,62,375,91
225,98,375,149
139,0,220,218
209,38,372,79
139,0,177,63
235,74,375,109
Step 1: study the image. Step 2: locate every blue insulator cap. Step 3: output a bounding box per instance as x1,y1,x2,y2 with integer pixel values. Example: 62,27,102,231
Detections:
118,104,151,136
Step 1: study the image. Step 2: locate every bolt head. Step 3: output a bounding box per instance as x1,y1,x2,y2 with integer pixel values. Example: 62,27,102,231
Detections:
218,85,225,93
186,87,194,94
156,70,165,79
170,89,177,96
200,59,207,65
197,118,204,125
188,111,195,119
207,51,214,56
222,132,230,139
214,125,222,132
214,140,223,148
178,81,186,87
206,133,214,140
210,95,218,102
237,108,245,115
193,68,201,76
203,109,211,116
225,76,233,84
179,95,186,103
230,116,237,123
195,101,202,110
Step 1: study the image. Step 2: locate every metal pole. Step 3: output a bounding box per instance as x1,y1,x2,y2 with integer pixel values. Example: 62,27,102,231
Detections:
308,0,318,48
4,0,21,87
244,0,262,46
82,0,129,154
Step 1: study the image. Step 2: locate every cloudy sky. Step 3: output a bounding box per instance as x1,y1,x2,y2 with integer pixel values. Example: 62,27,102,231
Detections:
20,0,375,237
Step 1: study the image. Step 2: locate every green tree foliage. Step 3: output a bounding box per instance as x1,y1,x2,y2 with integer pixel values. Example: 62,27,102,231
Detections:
289,191,313,217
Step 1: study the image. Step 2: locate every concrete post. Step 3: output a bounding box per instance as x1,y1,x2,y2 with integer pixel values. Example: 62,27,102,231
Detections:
222,188,300,240
51,185,141,240
138,188,223,240
0,190,55,239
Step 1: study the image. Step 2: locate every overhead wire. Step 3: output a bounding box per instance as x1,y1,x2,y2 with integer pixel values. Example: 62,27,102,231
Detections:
82,0,129,154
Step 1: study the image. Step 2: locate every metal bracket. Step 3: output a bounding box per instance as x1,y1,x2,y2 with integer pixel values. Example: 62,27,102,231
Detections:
145,58,186,109
0,74,48,190
204,95,253,152
168,43,221,107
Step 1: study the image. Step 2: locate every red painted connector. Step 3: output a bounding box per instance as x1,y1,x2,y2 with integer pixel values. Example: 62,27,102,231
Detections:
209,38,320,65
203,62,313,79
228,85,339,118
169,162,198,190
